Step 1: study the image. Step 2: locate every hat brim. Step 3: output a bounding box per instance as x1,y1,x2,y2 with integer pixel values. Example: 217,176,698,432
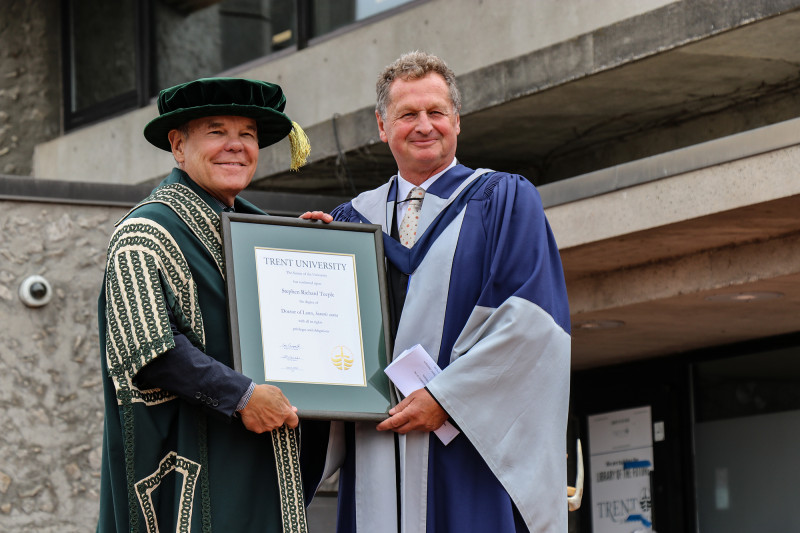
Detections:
143,103,293,151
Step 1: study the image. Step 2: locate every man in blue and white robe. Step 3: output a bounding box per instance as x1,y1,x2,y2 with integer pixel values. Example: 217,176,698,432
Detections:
321,52,571,532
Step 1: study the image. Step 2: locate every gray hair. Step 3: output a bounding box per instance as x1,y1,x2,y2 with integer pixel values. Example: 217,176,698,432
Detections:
375,51,461,119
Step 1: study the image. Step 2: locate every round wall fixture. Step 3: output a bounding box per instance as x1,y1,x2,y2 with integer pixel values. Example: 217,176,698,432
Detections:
19,275,53,308
705,291,784,303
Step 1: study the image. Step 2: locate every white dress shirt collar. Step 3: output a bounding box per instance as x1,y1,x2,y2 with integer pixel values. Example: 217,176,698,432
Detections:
395,159,457,227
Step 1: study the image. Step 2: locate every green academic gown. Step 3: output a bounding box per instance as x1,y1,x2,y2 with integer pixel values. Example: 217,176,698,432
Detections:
96,169,304,532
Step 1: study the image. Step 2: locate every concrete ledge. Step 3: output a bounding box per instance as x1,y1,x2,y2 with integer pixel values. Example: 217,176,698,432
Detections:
539,116,800,208
0,175,349,216
544,124,800,249
569,231,800,313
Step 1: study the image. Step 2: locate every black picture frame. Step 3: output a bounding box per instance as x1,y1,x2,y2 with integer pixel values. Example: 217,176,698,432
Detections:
222,213,395,421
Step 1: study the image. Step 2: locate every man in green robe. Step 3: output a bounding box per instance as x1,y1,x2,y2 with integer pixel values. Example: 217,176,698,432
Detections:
96,77,330,532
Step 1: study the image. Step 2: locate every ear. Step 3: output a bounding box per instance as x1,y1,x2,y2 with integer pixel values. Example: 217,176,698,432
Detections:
168,129,185,164
376,110,388,143
454,113,461,136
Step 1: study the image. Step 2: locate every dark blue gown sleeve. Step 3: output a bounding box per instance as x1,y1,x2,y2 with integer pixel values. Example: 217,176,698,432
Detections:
134,306,252,419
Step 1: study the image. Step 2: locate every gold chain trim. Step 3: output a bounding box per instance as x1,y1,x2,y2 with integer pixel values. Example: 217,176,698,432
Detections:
105,218,205,405
135,452,201,533
271,426,309,533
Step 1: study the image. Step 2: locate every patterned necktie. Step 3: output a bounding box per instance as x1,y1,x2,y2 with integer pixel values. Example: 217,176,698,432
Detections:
399,186,425,248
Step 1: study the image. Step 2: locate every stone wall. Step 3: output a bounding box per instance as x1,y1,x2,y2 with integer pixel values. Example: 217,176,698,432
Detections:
0,199,125,532
0,0,61,176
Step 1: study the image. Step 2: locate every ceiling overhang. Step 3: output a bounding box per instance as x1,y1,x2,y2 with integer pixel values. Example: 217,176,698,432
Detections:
252,3,800,195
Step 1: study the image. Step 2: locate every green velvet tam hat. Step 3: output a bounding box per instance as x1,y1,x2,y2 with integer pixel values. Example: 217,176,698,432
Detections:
143,77,310,170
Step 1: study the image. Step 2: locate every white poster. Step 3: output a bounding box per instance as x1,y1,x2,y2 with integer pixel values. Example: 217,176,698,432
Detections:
588,406,654,533
254,247,366,386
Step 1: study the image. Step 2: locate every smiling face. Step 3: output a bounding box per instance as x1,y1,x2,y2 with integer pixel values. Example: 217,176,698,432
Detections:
168,115,259,206
376,73,460,185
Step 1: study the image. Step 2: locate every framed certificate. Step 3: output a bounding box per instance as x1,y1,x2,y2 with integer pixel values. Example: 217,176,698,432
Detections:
221,213,395,421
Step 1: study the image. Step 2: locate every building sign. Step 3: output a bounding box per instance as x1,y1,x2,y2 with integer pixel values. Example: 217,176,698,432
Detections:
588,406,654,532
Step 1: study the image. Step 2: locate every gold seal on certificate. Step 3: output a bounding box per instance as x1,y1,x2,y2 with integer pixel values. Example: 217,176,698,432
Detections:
331,346,355,371
255,247,367,387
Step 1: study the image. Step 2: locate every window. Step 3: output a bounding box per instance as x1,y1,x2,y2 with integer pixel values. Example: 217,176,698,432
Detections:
62,0,418,130
310,0,414,38
220,0,297,68
62,0,150,129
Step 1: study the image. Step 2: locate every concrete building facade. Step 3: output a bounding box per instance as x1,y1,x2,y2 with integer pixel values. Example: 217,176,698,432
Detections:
2,0,800,530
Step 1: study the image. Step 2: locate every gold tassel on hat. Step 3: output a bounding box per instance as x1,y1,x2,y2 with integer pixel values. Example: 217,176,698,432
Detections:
288,121,311,171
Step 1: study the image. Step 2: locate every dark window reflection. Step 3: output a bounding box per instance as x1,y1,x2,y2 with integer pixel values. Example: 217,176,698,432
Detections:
694,347,800,422
220,0,296,69
310,0,412,38
68,0,137,112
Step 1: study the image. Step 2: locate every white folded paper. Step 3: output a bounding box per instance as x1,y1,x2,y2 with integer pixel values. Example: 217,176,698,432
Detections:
384,344,460,445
